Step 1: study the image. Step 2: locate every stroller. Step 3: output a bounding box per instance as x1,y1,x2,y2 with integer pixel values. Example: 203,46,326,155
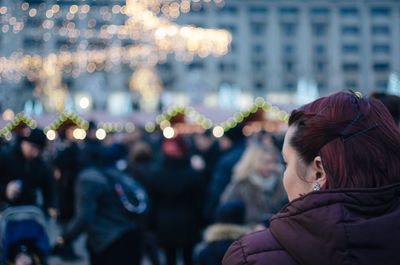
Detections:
0,206,50,265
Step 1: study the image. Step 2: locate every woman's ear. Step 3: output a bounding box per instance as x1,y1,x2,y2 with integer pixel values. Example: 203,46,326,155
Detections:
311,156,327,188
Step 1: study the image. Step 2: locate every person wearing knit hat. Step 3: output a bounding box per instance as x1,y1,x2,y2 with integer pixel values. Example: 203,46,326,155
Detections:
21,128,47,153
0,128,53,210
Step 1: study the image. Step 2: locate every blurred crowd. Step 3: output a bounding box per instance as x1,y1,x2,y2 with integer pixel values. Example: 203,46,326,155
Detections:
0,116,288,265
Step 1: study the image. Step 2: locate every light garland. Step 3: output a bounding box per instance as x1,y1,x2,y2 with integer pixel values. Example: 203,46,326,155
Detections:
0,113,37,138
156,105,213,130
0,97,289,139
0,0,224,31
0,0,232,99
217,97,289,133
44,112,89,133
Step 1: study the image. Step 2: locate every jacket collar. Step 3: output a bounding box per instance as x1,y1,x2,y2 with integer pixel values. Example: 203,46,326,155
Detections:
270,183,400,265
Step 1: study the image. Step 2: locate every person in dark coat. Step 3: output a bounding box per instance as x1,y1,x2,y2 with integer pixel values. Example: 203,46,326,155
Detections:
53,122,83,221
128,141,161,265
194,200,250,265
204,125,246,223
223,91,400,265
52,152,144,265
151,136,205,265
0,128,54,212
52,122,82,261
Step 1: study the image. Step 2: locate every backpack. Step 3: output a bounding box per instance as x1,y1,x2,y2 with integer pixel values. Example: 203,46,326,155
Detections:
104,169,148,217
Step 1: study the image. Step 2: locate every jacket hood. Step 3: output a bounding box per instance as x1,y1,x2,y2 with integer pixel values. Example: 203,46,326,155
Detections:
270,183,400,265
204,224,250,243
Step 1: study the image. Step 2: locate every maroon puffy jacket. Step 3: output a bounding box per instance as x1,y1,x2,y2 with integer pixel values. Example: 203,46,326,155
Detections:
223,184,400,265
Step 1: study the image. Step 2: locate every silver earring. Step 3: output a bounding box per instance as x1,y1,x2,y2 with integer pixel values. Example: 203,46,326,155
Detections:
313,182,321,191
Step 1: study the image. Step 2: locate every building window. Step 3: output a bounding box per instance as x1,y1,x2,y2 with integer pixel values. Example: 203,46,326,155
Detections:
218,5,238,15
282,23,296,37
342,26,360,35
284,82,295,91
342,63,359,72
254,81,265,91
157,63,172,71
314,61,325,73
219,62,237,72
342,44,359,54
375,80,387,90
279,7,298,15
250,22,266,35
314,45,325,56
373,63,390,72
370,7,390,16
310,7,329,16
317,81,326,90
26,18,44,28
345,80,358,89
188,62,204,70
252,60,266,71
24,38,43,49
340,7,358,17
248,6,267,15
372,44,390,54
57,39,70,48
372,25,390,36
284,44,295,56
312,23,327,36
219,24,237,35
230,43,237,53
88,40,106,49
252,44,264,54
284,61,294,73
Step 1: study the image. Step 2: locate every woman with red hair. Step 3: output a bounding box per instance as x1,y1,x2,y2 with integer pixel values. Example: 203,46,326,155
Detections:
222,91,400,265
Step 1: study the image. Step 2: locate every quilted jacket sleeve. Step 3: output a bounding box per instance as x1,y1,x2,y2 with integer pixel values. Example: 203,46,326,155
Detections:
222,239,248,265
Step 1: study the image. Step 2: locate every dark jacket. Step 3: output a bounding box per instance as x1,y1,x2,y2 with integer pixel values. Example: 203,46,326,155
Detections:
223,184,400,265
151,157,205,246
204,140,246,221
194,224,249,265
63,167,139,254
0,145,53,210
53,141,81,222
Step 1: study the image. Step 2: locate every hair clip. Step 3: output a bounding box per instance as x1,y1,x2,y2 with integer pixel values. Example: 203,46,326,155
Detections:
342,123,379,142
354,91,363,99
340,113,364,136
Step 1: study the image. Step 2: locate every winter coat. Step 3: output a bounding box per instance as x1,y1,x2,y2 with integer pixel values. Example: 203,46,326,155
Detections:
0,145,53,210
53,141,81,222
222,183,400,265
150,157,205,246
204,140,246,221
221,176,287,225
194,224,249,265
63,167,140,254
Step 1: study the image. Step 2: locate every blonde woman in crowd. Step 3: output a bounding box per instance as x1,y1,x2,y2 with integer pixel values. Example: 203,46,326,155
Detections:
220,141,287,226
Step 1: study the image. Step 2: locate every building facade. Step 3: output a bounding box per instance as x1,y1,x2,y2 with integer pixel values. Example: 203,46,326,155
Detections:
170,0,400,103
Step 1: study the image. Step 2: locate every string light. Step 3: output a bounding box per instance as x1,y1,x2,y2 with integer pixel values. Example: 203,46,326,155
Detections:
95,128,107,140
0,98,289,139
44,112,89,133
46,129,57,141
212,126,224,138
0,113,37,137
163,126,175,138
0,0,231,115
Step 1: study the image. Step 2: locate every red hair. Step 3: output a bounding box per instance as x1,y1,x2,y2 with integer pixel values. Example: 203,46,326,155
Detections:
288,91,400,189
